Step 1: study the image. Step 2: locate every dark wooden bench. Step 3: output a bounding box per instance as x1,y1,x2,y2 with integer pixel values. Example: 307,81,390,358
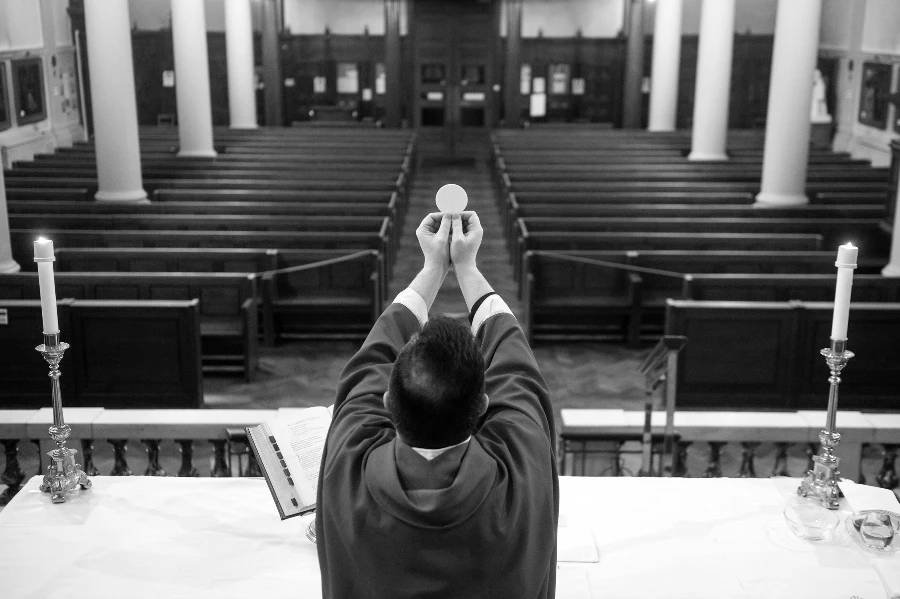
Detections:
3,188,91,202
682,273,900,303
0,298,203,409
665,299,900,411
517,216,886,254
260,249,384,343
0,272,258,381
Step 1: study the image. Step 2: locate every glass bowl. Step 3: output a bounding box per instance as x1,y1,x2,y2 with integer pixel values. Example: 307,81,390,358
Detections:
784,504,840,541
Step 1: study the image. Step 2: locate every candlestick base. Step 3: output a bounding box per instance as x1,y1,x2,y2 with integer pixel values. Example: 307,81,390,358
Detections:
797,339,853,510
36,334,91,504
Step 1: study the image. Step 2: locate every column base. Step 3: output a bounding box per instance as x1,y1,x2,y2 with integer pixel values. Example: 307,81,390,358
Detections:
177,149,218,158
95,189,149,203
882,263,900,277
0,258,22,274
229,123,258,130
754,192,809,206
687,151,728,162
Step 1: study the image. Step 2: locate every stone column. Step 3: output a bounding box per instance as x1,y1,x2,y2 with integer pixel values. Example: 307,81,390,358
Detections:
171,0,217,157
0,169,21,273
755,0,823,206
621,0,645,129
647,0,683,132
384,0,402,128
83,0,147,202
261,0,284,126
504,0,523,128
688,0,736,161
225,0,258,129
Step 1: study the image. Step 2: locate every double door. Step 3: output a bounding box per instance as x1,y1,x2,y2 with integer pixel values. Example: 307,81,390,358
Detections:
410,0,499,130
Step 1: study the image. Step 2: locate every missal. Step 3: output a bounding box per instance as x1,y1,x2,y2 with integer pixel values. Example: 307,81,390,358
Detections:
246,406,332,520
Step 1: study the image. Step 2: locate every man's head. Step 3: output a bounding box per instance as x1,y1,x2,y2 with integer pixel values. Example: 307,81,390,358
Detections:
385,316,487,449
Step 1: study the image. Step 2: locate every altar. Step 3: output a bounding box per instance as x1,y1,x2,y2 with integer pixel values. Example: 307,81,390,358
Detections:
0,476,897,598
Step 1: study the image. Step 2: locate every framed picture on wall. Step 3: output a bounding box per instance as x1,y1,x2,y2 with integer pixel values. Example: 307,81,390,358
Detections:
0,63,10,132
858,62,892,129
11,58,46,126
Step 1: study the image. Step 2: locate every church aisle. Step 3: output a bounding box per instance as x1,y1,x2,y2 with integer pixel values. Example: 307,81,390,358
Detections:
387,159,522,322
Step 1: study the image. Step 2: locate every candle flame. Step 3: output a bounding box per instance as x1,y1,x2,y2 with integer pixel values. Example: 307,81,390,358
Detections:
36,237,48,243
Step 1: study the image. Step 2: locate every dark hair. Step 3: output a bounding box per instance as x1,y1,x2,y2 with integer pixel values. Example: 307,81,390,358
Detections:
387,316,485,449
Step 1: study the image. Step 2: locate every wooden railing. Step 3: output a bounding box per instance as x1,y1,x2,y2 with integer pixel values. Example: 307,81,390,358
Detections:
0,408,304,505
558,408,900,488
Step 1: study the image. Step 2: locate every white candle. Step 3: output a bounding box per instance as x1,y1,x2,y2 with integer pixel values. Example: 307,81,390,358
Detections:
33,238,59,334
830,242,858,341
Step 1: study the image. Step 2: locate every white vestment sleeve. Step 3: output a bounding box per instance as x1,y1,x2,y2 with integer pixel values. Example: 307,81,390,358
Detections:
472,294,514,334
392,288,428,327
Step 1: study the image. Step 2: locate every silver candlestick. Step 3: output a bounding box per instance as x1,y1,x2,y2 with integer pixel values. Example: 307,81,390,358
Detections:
36,332,91,503
797,338,853,510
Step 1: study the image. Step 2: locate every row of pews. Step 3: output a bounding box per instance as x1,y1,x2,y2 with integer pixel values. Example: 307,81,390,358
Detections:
492,128,899,412
1,127,416,406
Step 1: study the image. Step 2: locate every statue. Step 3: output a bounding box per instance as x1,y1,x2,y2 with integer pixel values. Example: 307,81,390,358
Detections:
811,69,832,123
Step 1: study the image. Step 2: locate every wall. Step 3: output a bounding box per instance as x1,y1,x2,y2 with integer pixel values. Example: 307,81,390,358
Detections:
0,0,84,167
820,0,900,167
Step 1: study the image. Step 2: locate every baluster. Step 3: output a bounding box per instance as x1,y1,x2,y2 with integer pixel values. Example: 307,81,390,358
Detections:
771,442,790,477
0,440,27,506
209,440,231,477
805,443,817,473
141,440,166,477
703,442,725,478
875,444,899,490
108,439,132,476
246,449,262,477
80,439,100,476
739,442,760,478
176,440,200,477
672,440,692,478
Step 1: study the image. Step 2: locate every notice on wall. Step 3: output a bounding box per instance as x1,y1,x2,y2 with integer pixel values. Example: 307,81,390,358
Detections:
529,93,547,118
337,63,359,94
375,64,386,95
549,64,569,95
571,78,585,96
313,76,327,94
284,78,296,88
362,88,373,101
162,70,175,88
532,77,545,94
520,64,531,95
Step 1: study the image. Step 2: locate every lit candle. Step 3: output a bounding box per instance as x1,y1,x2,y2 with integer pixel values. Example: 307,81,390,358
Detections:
830,242,858,341
33,238,59,334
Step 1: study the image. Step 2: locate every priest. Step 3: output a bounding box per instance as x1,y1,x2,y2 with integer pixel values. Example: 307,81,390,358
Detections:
316,211,559,598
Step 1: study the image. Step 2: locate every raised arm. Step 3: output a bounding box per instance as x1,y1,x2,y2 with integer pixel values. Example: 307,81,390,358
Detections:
451,212,554,437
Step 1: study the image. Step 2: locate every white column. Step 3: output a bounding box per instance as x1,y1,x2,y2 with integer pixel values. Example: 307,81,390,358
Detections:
171,0,217,157
688,0,736,161
755,0,823,206
883,187,900,276
0,169,21,273
648,0,683,132
83,0,147,202
225,0,258,129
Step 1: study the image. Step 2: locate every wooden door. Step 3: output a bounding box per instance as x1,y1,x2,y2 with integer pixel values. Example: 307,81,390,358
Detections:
410,0,499,132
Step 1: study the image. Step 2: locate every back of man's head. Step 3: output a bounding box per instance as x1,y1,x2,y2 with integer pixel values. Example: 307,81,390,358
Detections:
387,316,485,449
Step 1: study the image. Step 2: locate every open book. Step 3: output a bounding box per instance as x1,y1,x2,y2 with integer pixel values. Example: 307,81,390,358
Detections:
246,405,332,520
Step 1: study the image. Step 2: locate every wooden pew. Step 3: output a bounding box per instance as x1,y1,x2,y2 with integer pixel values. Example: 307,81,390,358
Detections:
682,273,900,303
665,299,900,411
261,249,384,343
0,272,258,381
0,299,203,409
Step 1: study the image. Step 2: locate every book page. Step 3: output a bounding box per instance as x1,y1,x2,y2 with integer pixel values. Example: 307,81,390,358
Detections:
269,406,331,507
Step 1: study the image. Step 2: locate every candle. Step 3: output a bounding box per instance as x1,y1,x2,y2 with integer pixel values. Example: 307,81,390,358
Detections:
33,238,59,334
830,242,858,341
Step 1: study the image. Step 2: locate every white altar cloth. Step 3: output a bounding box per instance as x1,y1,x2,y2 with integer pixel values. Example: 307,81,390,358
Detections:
0,476,896,599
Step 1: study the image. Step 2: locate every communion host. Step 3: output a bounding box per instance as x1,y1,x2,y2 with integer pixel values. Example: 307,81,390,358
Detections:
316,211,559,598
